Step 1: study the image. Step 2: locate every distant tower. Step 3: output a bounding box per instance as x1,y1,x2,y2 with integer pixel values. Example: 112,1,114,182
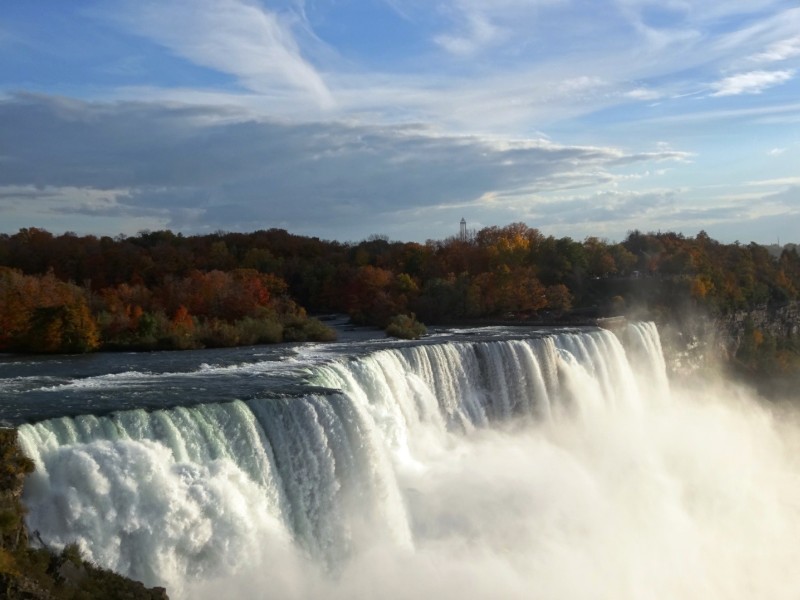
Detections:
460,218,467,241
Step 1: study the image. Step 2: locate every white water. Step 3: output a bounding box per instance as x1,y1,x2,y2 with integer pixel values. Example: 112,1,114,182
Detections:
16,324,800,599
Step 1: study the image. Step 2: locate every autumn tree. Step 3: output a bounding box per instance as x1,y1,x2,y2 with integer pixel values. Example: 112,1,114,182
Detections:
0,267,99,353
584,237,617,278
24,302,100,353
0,267,33,350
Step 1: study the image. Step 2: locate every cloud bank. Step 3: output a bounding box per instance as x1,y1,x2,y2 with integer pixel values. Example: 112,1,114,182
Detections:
0,94,688,240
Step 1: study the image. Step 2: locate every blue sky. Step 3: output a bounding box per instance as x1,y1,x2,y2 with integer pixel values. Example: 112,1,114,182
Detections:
1,0,798,243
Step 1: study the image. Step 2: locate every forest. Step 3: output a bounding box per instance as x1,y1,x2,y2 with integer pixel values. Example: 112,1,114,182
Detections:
1,225,799,374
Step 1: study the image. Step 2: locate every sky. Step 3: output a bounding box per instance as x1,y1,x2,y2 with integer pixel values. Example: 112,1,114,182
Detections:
0,0,798,244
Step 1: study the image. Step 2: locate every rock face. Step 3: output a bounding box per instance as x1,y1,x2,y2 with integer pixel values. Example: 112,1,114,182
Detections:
0,428,169,600
718,302,800,351
0,428,34,551
656,301,800,379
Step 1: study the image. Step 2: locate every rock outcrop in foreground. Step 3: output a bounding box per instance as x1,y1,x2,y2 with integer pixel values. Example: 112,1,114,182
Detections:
0,428,169,600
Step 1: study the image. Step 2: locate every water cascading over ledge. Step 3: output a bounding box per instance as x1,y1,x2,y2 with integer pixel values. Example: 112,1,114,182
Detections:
15,323,800,600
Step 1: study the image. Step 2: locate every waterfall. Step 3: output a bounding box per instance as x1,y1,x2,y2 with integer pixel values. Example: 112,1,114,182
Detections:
16,325,800,599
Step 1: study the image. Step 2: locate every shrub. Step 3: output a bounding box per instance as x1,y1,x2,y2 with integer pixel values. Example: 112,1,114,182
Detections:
282,317,337,343
236,316,283,345
196,319,241,348
385,314,427,340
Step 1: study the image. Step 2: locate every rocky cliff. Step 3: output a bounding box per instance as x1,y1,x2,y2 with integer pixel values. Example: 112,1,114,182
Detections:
718,301,800,351
655,301,800,396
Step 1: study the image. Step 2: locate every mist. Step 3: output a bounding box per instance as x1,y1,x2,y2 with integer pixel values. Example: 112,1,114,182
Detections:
186,385,800,600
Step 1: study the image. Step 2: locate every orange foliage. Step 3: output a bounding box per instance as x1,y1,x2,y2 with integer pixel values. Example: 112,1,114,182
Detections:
0,267,99,352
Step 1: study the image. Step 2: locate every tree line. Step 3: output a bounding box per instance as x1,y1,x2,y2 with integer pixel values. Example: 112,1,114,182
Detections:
1,225,798,355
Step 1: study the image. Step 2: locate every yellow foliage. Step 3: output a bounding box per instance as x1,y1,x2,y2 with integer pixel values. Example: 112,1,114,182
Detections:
0,547,19,575
690,275,714,300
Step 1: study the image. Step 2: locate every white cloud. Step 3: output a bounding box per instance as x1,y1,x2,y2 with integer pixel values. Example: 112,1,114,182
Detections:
85,0,798,135
111,0,333,108
749,35,800,63
637,101,800,127
710,69,794,96
746,176,800,187
435,13,501,56
429,0,565,56
625,88,663,101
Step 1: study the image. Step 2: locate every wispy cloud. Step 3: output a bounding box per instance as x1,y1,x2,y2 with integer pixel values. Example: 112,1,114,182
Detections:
430,0,554,56
435,12,501,56
746,176,800,187
625,88,662,101
710,69,794,96
84,0,799,134
635,101,800,126
110,0,333,108
748,35,800,63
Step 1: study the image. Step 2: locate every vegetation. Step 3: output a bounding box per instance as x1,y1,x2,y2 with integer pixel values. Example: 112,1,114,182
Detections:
0,258,336,353
0,226,798,363
734,316,800,378
385,314,427,340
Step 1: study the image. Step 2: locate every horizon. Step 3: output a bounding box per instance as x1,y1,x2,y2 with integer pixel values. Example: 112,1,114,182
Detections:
4,221,799,250
1,1,798,245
